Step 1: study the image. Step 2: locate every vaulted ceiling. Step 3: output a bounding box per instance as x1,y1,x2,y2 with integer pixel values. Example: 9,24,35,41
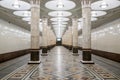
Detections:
0,0,120,35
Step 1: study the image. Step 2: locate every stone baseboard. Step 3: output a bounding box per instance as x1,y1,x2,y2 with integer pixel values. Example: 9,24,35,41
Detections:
73,47,78,53
80,60,94,64
0,49,30,63
92,49,120,62
28,61,41,64
42,47,47,53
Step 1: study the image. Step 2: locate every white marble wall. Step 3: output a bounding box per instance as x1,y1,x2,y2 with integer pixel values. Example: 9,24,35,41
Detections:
78,18,120,54
62,27,72,46
0,19,30,54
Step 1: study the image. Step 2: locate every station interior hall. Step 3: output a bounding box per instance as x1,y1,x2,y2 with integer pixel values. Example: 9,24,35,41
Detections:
0,0,120,80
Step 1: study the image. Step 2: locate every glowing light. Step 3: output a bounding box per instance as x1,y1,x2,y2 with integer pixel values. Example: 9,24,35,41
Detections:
23,11,30,17
12,0,20,9
91,11,97,17
57,0,64,8
57,12,63,16
100,2,108,8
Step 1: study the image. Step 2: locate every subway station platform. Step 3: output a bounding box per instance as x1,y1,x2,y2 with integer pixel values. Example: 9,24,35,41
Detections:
0,46,120,80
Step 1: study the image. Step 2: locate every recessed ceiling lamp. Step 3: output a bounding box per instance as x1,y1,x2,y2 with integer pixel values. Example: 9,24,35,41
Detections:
0,0,31,10
45,0,76,10
13,11,31,17
91,11,107,17
78,17,98,22
22,17,41,22
53,24,66,27
22,17,30,21
48,11,72,17
50,18,70,21
92,0,120,10
52,22,68,25
91,17,98,21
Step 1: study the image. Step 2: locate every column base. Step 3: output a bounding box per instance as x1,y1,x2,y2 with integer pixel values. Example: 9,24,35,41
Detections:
29,49,40,64
82,49,92,61
72,53,79,56
72,47,79,56
73,47,78,53
28,61,41,64
41,53,48,56
81,49,94,64
30,49,40,61
47,46,50,51
80,60,94,64
69,45,72,50
42,47,47,53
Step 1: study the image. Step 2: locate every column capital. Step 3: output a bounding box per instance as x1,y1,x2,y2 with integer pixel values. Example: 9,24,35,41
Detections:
81,0,91,8
42,18,48,24
72,18,78,22
30,0,40,8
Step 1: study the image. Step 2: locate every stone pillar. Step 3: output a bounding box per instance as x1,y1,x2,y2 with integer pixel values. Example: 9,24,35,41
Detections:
69,27,73,50
29,0,40,64
72,18,79,56
47,26,51,51
41,18,48,56
81,0,94,64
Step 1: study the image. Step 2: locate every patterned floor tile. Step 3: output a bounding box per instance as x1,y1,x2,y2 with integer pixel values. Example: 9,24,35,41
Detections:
1,47,120,80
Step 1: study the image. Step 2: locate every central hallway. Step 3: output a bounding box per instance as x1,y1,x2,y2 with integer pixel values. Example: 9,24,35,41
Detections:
0,46,120,80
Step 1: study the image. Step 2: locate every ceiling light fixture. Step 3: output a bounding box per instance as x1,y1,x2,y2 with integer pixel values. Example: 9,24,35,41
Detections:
13,11,31,17
45,0,76,10
57,12,63,16
91,11,97,17
91,0,120,10
57,0,64,8
23,11,30,17
91,11,107,17
50,17,69,21
0,0,31,10
100,1,108,8
48,11,72,17
12,0,20,9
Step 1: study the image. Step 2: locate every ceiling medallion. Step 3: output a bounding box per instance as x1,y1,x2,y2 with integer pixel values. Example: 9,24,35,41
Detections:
22,17,30,21
92,0,120,10
13,11,31,17
91,11,107,17
52,22,68,25
50,18,70,21
78,17,98,22
99,2,108,9
45,0,76,10
0,0,31,10
48,11,72,17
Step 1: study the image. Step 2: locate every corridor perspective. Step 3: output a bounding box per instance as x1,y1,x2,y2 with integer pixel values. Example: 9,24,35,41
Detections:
0,0,120,80
0,46,120,80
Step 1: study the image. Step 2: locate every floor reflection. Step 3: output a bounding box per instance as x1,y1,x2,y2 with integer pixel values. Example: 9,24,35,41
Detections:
1,46,120,80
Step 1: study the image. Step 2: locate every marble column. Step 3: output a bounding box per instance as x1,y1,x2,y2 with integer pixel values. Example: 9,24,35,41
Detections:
29,0,40,64
81,0,94,64
69,27,73,50
72,18,79,56
41,18,48,56
47,26,51,51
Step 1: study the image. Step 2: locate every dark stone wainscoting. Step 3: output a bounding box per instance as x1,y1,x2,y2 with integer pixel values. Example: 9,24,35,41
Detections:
78,47,120,63
62,44,73,50
0,49,30,63
92,49,120,63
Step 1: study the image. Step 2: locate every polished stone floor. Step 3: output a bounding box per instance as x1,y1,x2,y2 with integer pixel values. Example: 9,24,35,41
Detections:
0,46,120,80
